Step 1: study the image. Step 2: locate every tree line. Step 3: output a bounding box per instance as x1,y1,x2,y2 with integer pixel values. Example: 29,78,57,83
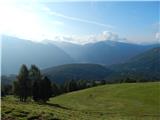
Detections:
2,64,106,102
2,64,156,101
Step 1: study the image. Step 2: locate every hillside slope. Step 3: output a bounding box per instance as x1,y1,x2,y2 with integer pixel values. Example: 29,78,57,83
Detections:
51,82,160,116
2,82,160,120
43,63,111,83
106,47,160,81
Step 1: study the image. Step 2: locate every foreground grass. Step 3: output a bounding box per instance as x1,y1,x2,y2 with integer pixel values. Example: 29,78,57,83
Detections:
2,82,160,120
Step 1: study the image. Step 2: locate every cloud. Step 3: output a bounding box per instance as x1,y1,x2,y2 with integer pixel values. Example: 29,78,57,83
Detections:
42,6,114,29
45,31,125,45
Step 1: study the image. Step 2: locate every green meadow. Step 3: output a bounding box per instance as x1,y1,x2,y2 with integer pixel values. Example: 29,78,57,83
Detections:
2,82,160,120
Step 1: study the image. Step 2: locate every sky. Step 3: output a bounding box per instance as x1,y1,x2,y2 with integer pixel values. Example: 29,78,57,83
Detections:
0,0,159,44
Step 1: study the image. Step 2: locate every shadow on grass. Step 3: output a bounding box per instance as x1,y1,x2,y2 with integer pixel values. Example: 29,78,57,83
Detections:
46,103,70,110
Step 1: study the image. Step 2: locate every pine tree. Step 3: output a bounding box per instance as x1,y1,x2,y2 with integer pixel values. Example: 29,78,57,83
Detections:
13,64,31,102
77,80,86,90
30,65,42,102
29,65,41,82
40,76,52,103
52,82,60,96
65,79,77,92
63,80,70,93
32,80,41,101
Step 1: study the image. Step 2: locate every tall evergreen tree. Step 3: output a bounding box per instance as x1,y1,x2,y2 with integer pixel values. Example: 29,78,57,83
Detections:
32,80,41,101
65,79,77,92
77,80,86,90
63,80,70,93
52,82,60,96
29,65,41,81
40,76,52,103
13,64,31,102
13,80,20,96
30,65,42,102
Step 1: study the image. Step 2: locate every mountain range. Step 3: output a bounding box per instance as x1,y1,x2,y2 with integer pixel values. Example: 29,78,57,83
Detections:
1,35,158,75
1,36,73,74
52,40,156,65
43,47,160,83
106,47,160,81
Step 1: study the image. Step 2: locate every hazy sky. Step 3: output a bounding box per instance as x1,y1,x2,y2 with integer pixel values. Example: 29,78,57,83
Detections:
0,0,159,44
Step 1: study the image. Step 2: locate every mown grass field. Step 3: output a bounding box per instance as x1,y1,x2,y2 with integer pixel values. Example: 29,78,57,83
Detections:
2,82,160,120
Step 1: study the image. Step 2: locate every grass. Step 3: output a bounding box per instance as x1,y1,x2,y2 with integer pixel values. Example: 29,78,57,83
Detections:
2,82,160,120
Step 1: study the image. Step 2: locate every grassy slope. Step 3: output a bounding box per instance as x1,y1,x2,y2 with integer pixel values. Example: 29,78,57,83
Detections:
2,82,160,120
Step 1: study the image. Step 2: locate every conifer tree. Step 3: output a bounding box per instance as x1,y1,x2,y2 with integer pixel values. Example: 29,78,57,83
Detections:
30,65,42,102
13,64,31,102
40,76,52,103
